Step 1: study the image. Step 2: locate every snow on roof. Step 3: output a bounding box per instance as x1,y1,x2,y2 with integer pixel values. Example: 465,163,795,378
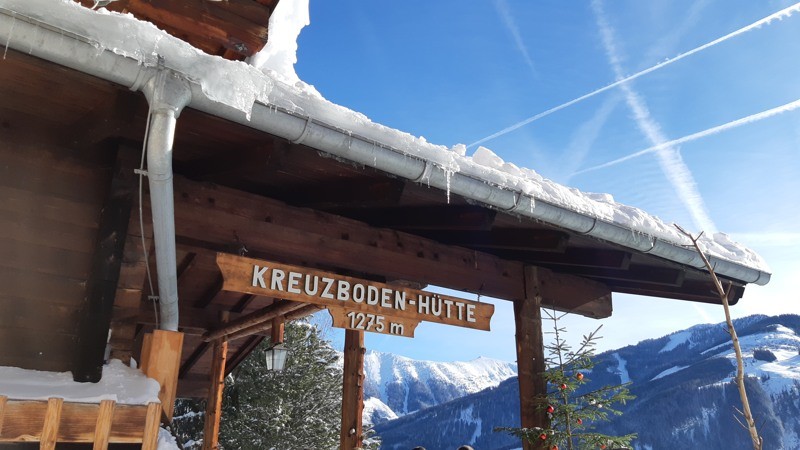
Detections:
0,359,160,404
0,0,769,274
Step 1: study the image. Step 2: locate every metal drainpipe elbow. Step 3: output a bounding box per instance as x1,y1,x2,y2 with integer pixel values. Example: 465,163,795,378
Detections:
140,70,192,332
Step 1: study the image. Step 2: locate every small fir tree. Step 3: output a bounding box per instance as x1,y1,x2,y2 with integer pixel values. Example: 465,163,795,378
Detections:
171,319,343,450
500,309,635,450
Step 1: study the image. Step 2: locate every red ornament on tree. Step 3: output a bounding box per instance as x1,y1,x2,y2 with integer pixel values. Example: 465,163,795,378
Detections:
539,433,548,441
551,446,559,450
546,405,555,413
577,418,583,425
559,383,568,390
576,372,584,381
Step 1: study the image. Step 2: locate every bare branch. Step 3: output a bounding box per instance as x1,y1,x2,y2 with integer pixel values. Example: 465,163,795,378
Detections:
675,225,762,450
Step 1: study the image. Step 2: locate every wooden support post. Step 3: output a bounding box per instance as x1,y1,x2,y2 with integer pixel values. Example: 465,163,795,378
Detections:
0,395,6,436
142,402,161,450
140,330,184,422
203,312,229,450
74,146,137,382
514,266,548,450
40,397,63,450
270,316,285,344
93,399,116,450
340,329,365,450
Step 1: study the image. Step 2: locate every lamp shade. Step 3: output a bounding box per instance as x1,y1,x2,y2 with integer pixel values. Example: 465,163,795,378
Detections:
265,343,289,371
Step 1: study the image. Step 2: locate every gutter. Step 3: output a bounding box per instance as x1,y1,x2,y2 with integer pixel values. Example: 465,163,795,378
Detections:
0,8,771,289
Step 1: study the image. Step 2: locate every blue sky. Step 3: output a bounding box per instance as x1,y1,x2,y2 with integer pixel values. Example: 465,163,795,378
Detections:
296,0,800,362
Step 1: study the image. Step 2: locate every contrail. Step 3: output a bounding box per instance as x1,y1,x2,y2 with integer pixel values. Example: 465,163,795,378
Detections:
468,1,800,148
493,0,537,77
592,0,716,233
575,98,800,175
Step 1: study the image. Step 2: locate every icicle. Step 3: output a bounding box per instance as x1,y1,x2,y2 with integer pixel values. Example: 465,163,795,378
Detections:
27,23,38,55
3,15,15,61
445,168,452,204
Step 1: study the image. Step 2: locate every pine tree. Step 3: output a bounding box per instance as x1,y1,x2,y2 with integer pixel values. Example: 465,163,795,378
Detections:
499,309,635,450
171,319,344,450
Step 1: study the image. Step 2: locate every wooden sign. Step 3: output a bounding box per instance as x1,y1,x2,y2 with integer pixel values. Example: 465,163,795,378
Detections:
216,253,493,332
327,307,420,338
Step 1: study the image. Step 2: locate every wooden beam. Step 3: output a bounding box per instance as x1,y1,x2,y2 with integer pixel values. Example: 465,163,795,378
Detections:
202,312,229,450
558,264,685,287
340,330,365,450
514,267,548,450
193,276,224,308
490,247,631,269
93,400,115,450
170,175,524,300
223,304,320,341
203,300,300,342
224,335,263,377
535,267,613,319
282,178,406,210
179,342,211,379
334,205,497,231
74,146,137,382
610,279,745,305
140,330,184,422
416,229,569,252
41,398,64,450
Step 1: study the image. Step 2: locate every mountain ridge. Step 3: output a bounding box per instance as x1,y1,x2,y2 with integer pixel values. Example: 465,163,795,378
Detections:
371,314,800,450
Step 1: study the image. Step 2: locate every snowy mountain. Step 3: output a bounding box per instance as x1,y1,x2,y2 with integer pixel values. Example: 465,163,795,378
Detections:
362,351,517,425
373,314,800,450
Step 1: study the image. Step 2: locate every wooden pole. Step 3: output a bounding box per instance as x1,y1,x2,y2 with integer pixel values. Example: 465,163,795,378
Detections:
0,395,6,436
93,399,116,450
270,316,285,344
223,304,320,342
340,329,365,450
40,397,63,450
514,266,548,450
202,312,229,450
142,402,161,450
203,300,302,342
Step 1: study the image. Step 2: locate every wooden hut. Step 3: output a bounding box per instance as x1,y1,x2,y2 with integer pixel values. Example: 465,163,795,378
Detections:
0,1,770,449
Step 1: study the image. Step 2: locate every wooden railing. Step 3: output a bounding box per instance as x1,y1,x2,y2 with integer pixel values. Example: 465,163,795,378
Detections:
0,396,161,449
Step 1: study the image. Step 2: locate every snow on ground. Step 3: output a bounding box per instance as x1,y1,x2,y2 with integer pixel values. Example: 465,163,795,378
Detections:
0,359,160,404
660,330,695,353
157,428,181,450
362,396,398,425
611,352,631,384
363,351,517,415
651,364,690,381
0,0,769,273
458,405,483,446
703,324,800,396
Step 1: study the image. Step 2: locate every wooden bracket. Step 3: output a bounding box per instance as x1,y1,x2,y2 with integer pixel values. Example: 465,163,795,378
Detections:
140,330,184,422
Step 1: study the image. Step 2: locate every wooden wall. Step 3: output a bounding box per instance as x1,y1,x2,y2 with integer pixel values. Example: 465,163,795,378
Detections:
0,125,114,372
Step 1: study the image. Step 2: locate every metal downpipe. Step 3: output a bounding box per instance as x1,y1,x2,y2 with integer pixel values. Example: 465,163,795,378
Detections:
142,72,191,331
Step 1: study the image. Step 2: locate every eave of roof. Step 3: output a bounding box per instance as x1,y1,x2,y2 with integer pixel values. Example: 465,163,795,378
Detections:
0,0,771,288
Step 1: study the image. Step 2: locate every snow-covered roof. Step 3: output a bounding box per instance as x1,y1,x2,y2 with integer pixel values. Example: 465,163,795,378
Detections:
0,0,770,284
